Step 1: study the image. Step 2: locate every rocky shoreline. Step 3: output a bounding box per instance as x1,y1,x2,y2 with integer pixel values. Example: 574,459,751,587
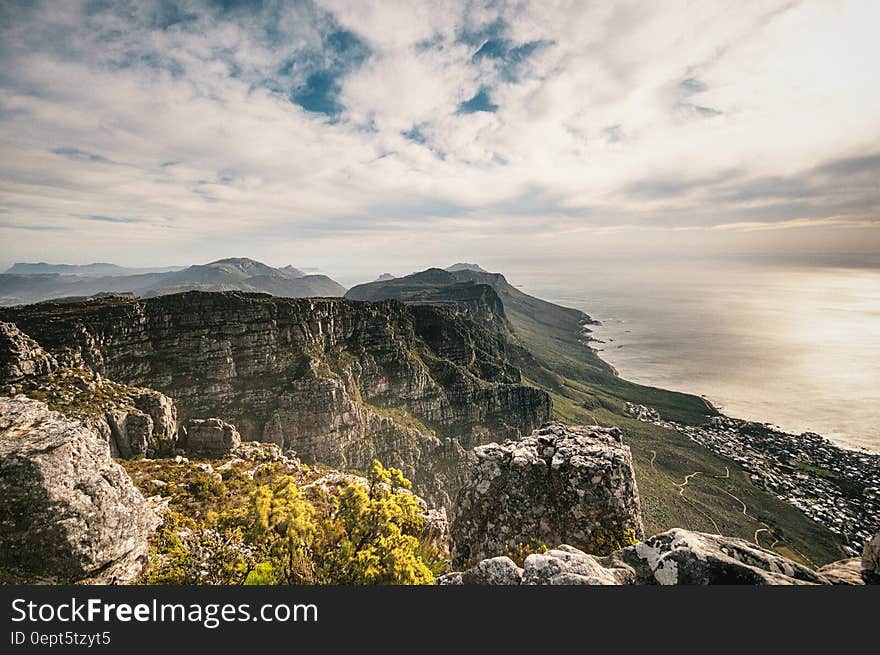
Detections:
626,403,880,555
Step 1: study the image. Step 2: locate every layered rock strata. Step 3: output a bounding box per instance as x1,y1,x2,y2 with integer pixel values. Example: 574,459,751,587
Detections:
1,292,550,506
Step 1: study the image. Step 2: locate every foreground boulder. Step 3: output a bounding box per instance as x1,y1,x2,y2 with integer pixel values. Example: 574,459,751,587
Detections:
442,529,835,585
183,418,241,456
451,422,644,567
863,531,880,584
439,544,636,585
817,558,865,585
0,321,57,388
618,529,827,585
0,396,160,583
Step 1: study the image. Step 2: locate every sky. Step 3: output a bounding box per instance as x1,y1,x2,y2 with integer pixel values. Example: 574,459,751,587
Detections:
0,0,878,280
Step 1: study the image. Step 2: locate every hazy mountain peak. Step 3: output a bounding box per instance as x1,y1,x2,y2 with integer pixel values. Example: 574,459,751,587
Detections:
204,257,275,275
5,262,180,277
1,257,346,305
445,262,488,273
375,273,396,281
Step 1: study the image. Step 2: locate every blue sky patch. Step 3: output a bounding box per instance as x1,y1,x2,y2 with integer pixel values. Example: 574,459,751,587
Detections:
292,70,344,116
679,77,708,93
51,147,115,164
77,214,144,224
472,37,552,81
456,18,505,47
288,29,370,117
401,125,428,144
458,88,498,114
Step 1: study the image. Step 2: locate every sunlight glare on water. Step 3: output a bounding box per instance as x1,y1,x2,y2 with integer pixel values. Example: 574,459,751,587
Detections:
517,261,880,452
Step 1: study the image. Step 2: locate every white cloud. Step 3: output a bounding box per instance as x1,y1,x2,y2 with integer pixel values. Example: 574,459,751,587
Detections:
0,0,878,277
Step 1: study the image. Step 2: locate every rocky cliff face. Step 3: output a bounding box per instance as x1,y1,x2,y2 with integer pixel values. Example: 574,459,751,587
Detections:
451,422,645,567
5,365,178,459
0,396,160,583
1,292,550,507
0,321,57,386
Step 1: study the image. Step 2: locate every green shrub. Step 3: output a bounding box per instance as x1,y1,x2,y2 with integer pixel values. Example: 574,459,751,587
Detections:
142,460,434,585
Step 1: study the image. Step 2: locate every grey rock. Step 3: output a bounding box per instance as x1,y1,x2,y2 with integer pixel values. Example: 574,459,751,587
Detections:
131,389,178,448
107,409,154,459
184,418,241,456
0,396,160,584
446,544,635,586
451,422,644,567
817,558,865,585
0,321,57,385
461,557,523,585
863,530,880,584
423,507,451,554
435,572,464,585
93,387,178,459
616,529,828,585
442,530,856,585
522,545,636,585
233,440,300,467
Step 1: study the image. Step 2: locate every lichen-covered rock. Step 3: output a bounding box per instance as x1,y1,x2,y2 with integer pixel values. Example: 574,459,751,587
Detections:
0,396,160,584
445,544,637,585
183,418,241,456
817,558,865,585
0,321,56,385
522,545,636,585
862,530,880,584
616,529,827,585
438,556,524,585
423,507,451,553
451,422,644,567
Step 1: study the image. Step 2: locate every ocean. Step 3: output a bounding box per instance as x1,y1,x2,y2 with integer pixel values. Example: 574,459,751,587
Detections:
514,259,880,453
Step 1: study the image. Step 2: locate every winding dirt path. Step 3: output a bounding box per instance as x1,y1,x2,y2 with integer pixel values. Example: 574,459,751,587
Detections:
643,446,815,566
670,470,723,535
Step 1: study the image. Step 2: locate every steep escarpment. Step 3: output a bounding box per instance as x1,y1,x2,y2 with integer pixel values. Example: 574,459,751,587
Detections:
347,268,850,566
1,292,549,506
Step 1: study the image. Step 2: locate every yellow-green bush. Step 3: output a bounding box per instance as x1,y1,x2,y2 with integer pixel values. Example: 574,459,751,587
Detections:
143,460,434,585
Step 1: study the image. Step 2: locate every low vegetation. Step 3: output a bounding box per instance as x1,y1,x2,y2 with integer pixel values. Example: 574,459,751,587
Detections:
19,368,141,420
125,457,441,585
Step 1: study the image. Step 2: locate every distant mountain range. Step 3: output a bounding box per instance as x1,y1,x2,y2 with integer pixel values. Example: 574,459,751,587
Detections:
4,262,183,277
0,258,345,305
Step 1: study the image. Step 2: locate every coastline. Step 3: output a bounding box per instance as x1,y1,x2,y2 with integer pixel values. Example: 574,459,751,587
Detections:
576,303,878,551
584,320,878,455
626,403,880,555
